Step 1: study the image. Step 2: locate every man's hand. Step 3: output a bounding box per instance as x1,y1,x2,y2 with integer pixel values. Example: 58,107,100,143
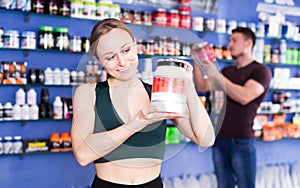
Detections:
199,62,225,90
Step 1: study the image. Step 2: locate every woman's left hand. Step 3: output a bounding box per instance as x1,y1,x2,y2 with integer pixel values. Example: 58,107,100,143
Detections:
166,58,193,81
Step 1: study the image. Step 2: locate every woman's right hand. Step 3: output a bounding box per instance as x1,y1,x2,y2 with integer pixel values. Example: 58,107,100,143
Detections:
125,107,187,132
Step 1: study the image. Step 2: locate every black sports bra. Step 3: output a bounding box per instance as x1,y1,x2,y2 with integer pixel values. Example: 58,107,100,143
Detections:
93,80,167,163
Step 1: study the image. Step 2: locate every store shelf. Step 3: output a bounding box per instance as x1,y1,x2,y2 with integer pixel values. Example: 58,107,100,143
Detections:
0,150,72,159
257,111,299,115
2,8,300,44
0,83,78,87
265,62,300,67
270,88,300,91
0,47,85,55
0,118,71,124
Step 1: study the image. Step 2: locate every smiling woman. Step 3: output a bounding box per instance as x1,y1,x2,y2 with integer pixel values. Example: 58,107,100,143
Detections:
71,18,215,188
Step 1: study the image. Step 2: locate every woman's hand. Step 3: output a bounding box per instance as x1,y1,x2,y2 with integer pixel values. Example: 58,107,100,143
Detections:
166,58,193,81
125,106,187,132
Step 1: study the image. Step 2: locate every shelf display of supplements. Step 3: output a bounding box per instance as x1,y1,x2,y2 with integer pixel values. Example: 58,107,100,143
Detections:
252,113,300,142
0,132,72,157
0,86,73,122
0,26,90,53
0,60,105,86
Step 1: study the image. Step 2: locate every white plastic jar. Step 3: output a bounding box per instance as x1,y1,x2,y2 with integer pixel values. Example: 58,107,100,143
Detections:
151,59,187,113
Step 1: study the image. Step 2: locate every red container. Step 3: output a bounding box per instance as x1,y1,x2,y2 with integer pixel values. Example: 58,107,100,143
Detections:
179,11,191,29
153,8,167,26
167,9,180,28
192,42,217,64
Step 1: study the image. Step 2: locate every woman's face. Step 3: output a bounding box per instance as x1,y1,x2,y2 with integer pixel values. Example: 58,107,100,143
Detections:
96,28,138,81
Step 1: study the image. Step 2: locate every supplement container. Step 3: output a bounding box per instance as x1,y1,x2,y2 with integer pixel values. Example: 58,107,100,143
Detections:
153,8,167,27
3,102,13,121
4,30,19,49
0,27,4,48
38,26,54,50
0,137,3,154
54,27,69,51
191,42,216,65
20,31,36,50
151,59,187,114
13,136,23,154
71,0,84,18
3,136,13,154
53,96,63,119
50,133,61,152
0,103,3,120
12,104,21,120
61,132,72,151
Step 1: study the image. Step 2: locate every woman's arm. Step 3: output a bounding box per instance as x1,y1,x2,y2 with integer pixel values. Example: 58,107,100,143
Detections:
71,83,138,166
71,83,185,166
171,79,215,147
168,59,215,147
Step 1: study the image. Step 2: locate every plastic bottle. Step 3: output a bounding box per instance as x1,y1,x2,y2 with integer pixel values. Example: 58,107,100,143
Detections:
44,67,53,85
50,133,61,152
3,136,13,154
40,88,50,104
61,68,70,85
53,96,63,119
53,68,62,85
27,89,37,105
279,39,287,64
61,132,72,151
141,58,153,85
12,104,22,120
0,137,3,154
21,104,30,120
13,136,23,154
30,104,39,120
15,88,26,105
0,103,3,121
3,102,13,121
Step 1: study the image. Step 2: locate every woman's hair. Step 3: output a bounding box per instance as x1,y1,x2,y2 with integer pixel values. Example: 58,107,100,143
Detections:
89,18,135,59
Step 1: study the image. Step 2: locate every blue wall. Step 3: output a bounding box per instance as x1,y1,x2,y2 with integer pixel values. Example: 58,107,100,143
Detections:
1,0,300,187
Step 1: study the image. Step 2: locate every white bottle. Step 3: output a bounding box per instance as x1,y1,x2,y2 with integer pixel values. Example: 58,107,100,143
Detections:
21,104,30,120
12,104,22,120
29,104,39,120
27,89,37,105
13,136,23,154
53,68,62,85
0,102,3,121
3,102,13,120
15,88,25,105
101,70,107,81
61,68,70,85
44,67,53,85
0,137,3,154
53,96,63,119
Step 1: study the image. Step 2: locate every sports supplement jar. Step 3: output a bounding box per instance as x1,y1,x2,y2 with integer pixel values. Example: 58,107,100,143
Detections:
151,59,187,113
191,42,216,65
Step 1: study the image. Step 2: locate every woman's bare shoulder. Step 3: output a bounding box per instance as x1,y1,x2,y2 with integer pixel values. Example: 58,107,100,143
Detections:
74,83,97,99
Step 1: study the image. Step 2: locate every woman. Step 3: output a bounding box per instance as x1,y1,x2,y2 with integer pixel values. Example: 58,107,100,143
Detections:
71,18,215,187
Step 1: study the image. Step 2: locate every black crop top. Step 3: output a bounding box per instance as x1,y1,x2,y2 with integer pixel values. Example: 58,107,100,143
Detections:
93,80,167,163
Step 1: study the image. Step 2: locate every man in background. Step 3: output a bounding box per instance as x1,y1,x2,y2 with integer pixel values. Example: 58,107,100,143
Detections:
193,27,272,188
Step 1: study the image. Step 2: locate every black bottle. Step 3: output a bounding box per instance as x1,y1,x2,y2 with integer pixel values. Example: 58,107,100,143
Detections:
27,69,37,84
40,88,49,103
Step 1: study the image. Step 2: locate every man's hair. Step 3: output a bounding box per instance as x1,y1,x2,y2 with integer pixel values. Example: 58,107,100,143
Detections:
232,27,256,50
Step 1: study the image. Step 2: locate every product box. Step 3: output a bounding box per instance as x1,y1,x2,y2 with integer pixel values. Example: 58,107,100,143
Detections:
1,61,27,85
23,139,50,153
61,97,73,119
